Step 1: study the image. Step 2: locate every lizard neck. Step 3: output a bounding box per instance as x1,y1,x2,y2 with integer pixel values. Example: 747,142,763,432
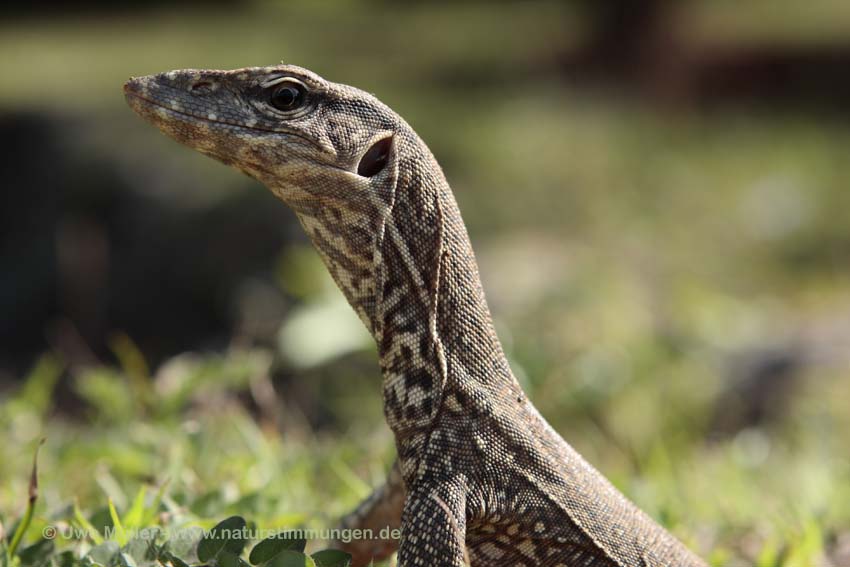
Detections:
285,131,517,480
374,144,517,475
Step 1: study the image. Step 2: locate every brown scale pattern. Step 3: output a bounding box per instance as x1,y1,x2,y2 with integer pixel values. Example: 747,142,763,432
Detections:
125,64,707,567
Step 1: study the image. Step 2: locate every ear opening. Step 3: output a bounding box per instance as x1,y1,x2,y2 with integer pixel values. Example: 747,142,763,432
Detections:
357,135,393,177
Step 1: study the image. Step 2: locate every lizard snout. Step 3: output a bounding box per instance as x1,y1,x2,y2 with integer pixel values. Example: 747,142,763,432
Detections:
123,77,142,95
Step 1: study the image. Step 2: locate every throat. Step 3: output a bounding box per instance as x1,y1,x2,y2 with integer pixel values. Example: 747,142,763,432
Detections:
294,209,383,334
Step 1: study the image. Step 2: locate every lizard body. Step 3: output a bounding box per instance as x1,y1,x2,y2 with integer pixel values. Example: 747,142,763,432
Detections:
125,65,707,567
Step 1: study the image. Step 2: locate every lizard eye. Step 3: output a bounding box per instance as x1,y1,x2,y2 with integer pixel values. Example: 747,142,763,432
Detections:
269,81,306,112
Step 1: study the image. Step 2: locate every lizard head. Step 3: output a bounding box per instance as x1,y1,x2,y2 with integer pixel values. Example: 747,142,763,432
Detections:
123,64,401,213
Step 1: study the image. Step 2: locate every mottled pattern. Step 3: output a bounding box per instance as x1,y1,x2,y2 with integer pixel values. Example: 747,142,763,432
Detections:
125,65,707,567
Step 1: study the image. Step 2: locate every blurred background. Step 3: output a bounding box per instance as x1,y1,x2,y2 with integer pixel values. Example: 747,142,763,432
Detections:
1,1,849,565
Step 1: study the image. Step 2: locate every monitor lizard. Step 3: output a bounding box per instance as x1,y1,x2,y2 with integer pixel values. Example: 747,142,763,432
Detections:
124,64,707,567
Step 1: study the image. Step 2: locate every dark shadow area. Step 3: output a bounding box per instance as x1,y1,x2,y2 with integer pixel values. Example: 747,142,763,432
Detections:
0,112,301,377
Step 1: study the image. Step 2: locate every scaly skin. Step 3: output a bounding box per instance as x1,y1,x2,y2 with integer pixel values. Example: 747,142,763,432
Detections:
125,65,707,567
